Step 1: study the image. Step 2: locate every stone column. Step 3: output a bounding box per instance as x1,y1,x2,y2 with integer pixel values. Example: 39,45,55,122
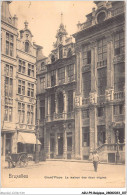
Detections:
89,106,96,158
63,130,67,159
3,133,6,156
63,91,67,119
55,92,58,114
74,47,83,160
71,129,75,159
47,95,51,116
56,69,58,85
65,66,67,83
45,95,48,117
89,41,98,158
12,132,17,153
37,98,40,120
105,35,114,144
106,35,114,89
45,128,50,159
90,41,97,92
54,132,58,158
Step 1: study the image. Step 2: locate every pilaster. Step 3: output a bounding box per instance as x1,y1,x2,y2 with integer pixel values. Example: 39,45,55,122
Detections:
12,132,17,153
54,132,58,158
37,98,40,120
90,41,97,92
106,35,114,89
63,130,67,159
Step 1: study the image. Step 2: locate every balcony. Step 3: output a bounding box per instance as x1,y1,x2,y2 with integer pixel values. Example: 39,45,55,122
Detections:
97,143,125,154
97,60,107,68
82,98,90,105
112,6,125,17
97,95,105,104
82,65,91,73
67,75,76,83
67,112,75,119
46,112,75,122
78,20,92,31
114,91,124,100
113,115,124,123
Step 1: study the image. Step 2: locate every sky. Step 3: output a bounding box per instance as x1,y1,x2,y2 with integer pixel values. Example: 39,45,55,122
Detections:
9,1,95,56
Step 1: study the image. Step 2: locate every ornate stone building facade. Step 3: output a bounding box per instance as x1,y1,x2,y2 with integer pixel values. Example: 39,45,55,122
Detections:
73,1,125,162
36,17,76,159
1,1,38,159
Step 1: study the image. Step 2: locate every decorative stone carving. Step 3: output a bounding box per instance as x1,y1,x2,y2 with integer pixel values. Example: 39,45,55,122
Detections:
90,92,97,104
113,54,125,64
75,96,82,107
105,88,114,101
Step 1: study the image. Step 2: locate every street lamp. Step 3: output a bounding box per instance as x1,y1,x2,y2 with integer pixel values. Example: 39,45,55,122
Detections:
116,130,120,164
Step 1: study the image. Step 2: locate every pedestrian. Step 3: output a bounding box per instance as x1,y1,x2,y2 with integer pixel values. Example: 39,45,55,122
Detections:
6,151,15,168
92,150,99,172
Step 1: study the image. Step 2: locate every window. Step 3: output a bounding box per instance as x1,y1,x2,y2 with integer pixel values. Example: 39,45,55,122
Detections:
98,107,104,117
27,105,34,125
51,70,56,86
28,64,34,77
18,60,25,74
18,102,25,123
68,90,73,112
97,125,105,146
114,31,124,56
51,55,55,63
58,67,65,84
6,32,14,56
67,64,74,82
40,100,45,120
82,109,89,119
67,48,72,58
98,38,107,62
51,94,55,115
5,65,13,97
82,127,89,147
82,44,91,65
25,42,29,52
4,106,12,122
113,105,124,115
27,83,34,97
98,67,107,95
40,77,45,90
114,63,125,92
59,45,63,59
82,72,91,98
18,80,25,95
97,12,106,23
41,62,45,70
58,92,64,113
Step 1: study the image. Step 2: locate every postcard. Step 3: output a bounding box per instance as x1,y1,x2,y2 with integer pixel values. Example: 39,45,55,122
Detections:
1,0,126,192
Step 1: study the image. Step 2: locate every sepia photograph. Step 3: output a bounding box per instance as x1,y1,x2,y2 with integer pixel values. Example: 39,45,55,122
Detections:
1,0,126,192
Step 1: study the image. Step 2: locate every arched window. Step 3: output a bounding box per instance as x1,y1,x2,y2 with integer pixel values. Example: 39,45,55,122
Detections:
67,48,72,58
25,42,29,52
58,92,64,113
51,55,55,63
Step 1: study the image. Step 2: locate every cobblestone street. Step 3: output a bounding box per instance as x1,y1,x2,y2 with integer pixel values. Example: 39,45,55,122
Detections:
1,161,125,188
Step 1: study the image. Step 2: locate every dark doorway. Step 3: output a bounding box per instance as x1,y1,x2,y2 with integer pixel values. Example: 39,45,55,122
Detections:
67,136,72,159
6,133,12,155
108,153,115,163
17,142,24,153
67,137,72,152
58,134,63,156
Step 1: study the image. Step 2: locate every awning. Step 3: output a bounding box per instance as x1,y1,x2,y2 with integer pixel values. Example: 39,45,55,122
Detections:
18,132,41,144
